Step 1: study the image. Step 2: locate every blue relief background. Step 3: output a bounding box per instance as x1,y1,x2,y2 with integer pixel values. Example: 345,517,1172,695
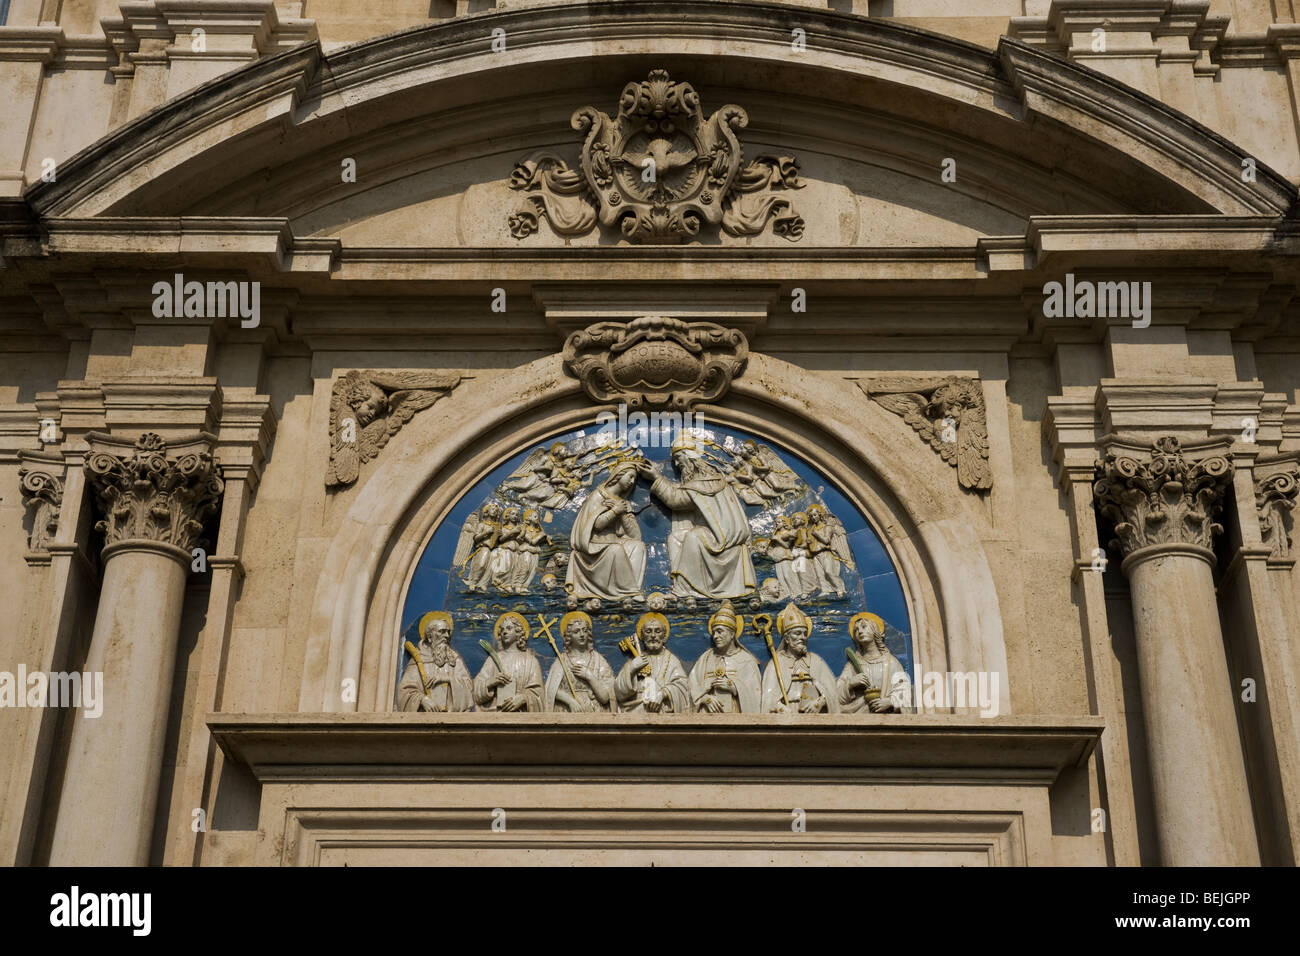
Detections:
398,419,912,699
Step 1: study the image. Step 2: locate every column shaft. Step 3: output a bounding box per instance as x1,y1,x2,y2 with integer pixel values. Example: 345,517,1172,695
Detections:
48,542,188,865
1124,545,1260,865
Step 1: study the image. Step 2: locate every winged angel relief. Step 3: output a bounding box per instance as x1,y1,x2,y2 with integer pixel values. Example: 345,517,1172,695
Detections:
860,377,992,492
325,370,461,487
508,70,805,243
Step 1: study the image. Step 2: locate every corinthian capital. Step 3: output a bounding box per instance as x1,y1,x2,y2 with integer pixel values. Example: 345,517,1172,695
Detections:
1093,436,1232,555
85,432,224,552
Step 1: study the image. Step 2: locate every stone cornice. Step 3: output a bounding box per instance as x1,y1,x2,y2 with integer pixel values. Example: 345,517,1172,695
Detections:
1008,0,1228,75
18,1,1294,219
4,215,1296,285
998,39,1291,215
209,713,1104,783
101,0,316,77
0,26,63,63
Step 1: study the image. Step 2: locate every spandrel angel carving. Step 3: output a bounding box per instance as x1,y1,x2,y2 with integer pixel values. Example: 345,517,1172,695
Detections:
861,377,991,492
325,370,461,487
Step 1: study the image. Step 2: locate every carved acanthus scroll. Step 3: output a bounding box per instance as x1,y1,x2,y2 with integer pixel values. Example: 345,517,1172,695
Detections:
562,316,748,410
1093,436,1232,554
18,464,63,552
325,370,462,487
1256,464,1298,559
858,377,991,492
509,70,805,244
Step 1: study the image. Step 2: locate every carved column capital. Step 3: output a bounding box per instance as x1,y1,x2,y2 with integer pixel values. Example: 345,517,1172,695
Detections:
85,431,224,553
1093,435,1232,559
1255,460,1299,560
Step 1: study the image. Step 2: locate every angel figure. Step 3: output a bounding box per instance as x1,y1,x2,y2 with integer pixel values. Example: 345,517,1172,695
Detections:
807,503,851,597
504,441,584,509
454,501,502,592
325,370,461,487
727,439,800,504
862,377,991,492
509,510,550,593
490,506,523,592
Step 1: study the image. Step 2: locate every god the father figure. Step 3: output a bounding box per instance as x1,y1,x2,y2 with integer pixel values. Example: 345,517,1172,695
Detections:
639,432,755,599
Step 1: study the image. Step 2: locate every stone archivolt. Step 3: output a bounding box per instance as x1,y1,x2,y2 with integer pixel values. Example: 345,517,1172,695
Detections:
1255,465,1298,560
858,377,991,492
85,432,224,552
326,370,462,488
509,69,805,243
562,316,749,410
1093,437,1233,555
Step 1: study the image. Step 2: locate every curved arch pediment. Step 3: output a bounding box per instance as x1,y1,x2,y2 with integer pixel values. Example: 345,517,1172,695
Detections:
24,1,1293,239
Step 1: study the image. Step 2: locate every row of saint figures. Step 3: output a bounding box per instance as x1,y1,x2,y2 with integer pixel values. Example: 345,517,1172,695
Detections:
453,433,855,603
398,602,912,714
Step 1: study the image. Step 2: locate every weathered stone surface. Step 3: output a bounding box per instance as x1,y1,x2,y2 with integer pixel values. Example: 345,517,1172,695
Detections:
3,0,1299,870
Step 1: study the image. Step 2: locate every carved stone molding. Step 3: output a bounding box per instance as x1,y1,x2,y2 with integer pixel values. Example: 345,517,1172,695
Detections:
858,377,991,492
508,69,805,244
326,370,463,488
1093,436,1232,555
1255,463,1299,560
17,463,63,553
562,316,748,410
85,432,224,552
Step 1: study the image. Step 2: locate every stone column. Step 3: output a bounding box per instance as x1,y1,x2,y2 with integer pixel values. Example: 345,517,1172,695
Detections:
48,432,222,866
1094,436,1259,865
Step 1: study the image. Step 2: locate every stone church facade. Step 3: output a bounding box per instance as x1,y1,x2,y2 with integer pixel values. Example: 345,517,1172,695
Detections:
1,0,1297,867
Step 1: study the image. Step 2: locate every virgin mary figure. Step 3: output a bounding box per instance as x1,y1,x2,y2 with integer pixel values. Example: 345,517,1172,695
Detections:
564,463,647,601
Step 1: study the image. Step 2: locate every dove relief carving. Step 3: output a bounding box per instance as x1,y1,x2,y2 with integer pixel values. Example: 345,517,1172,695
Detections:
508,70,804,244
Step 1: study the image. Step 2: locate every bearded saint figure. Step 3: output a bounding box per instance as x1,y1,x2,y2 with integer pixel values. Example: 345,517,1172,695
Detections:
761,602,839,714
613,612,691,713
639,434,755,600
397,611,474,712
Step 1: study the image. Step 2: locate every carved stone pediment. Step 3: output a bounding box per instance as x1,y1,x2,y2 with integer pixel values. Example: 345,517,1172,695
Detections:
1093,436,1232,555
509,69,805,244
858,377,991,492
326,370,462,487
562,316,748,410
